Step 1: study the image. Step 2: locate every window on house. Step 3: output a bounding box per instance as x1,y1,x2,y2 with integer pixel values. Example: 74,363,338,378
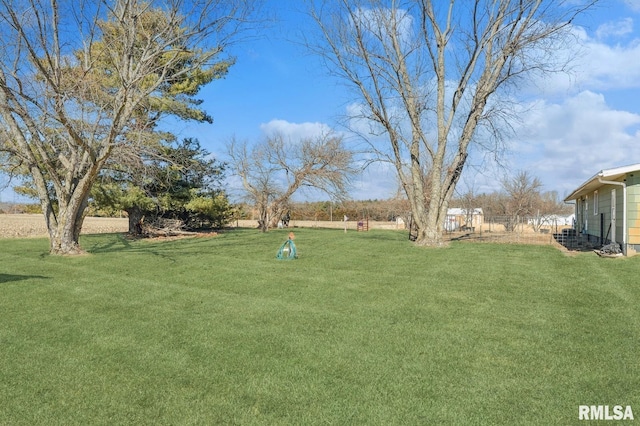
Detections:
585,195,588,213
593,190,598,215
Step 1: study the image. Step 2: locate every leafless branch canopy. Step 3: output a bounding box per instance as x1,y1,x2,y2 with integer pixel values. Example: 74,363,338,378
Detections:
228,131,357,231
306,0,597,245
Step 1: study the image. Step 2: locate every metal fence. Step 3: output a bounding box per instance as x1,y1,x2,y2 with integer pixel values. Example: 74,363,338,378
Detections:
443,215,575,246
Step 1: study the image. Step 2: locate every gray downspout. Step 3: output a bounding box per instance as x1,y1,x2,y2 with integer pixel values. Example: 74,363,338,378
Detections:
597,176,627,255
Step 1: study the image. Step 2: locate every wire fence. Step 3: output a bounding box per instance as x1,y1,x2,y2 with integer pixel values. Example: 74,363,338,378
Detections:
441,214,575,246
237,213,578,248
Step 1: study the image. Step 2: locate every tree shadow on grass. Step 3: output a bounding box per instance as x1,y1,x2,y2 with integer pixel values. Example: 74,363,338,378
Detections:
86,231,224,253
355,230,409,242
84,233,182,262
84,233,133,254
0,274,50,284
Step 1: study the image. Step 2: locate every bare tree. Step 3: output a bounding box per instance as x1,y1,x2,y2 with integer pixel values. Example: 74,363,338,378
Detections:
0,0,260,254
500,170,542,231
228,132,356,232
306,0,597,246
529,189,574,232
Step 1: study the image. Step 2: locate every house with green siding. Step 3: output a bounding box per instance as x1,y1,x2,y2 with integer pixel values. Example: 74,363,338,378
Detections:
564,164,640,256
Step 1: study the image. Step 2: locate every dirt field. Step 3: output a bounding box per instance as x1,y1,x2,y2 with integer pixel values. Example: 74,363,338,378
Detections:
0,214,128,238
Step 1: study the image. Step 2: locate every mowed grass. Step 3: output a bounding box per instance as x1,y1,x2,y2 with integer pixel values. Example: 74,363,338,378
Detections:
0,228,639,425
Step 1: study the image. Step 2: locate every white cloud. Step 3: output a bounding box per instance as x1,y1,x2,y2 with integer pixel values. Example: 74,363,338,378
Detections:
508,21,640,97
511,90,640,195
578,37,640,90
342,90,640,199
596,17,634,39
526,23,640,94
350,161,399,200
259,119,333,141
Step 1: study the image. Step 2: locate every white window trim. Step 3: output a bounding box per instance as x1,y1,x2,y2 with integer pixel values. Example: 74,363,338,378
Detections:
593,190,598,215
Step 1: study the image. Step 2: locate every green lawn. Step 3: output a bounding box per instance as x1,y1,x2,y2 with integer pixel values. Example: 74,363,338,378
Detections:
0,228,638,425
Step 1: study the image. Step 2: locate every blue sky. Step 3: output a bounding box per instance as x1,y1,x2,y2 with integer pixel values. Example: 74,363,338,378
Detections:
3,0,640,204
179,0,640,202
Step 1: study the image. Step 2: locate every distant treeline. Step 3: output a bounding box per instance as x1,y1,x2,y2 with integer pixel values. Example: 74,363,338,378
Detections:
236,184,573,224
235,199,411,223
0,203,41,214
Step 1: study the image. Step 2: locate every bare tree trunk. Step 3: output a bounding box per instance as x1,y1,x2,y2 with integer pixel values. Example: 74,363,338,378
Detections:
38,167,97,254
48,215,84,255
258,201,270,232
127,206,145,235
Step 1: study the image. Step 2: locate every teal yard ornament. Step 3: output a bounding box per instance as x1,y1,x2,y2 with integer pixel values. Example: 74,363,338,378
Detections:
276,232,298,260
